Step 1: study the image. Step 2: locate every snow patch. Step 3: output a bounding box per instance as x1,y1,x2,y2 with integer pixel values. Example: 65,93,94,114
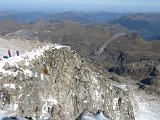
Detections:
53,44,67,49
41,74,44,81
91,72,101,103
82,115,96,120
113,98,119,110
83,100,88,103
0,111,7,120
134,92,160,120
19,85,22,89
0,44,67,77
23,69,33,77
40,97,58,119
47,98,58,105
13,103,18,111
25,59,30,66
18,94,22,99
96,112,109,120
114,84,129,91
3,84,16,89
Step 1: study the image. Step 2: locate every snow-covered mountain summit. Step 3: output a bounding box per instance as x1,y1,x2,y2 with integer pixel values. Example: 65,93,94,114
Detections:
0,43,159,120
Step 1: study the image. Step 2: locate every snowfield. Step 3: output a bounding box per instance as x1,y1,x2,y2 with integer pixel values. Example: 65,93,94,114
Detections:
0,43,67,76
134,91,160,120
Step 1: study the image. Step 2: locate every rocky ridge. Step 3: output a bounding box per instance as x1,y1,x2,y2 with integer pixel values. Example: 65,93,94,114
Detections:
0,44,138,120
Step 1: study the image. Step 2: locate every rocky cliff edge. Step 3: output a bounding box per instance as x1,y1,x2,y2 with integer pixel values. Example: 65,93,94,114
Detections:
0,44,149,120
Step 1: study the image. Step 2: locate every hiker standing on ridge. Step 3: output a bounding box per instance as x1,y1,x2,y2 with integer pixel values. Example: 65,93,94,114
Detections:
8,49,11,57
16,50,19,56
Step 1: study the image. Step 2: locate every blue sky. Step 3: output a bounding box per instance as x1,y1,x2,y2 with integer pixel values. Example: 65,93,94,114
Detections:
1,0,160,5
0,0,160,12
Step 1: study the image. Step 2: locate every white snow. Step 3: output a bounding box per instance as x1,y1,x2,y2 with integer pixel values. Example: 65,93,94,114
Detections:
113,98,119,110
91,72,102,102
0,43,67,119
26,94,30,97
81,115,96,120
41,74,44,81
23,69,33,77
93,90,101,101
53,44,67,49
134,91,160,120
83,100,88,103
0,111,7,120
18,94,23,99
0,44,67,77
96,112,109,120
91,74,99,84
13,103,18,111
19,85,22,89
47,98,58,105
114,83,129,91
40,97,58,119
3,84,16,89
25,59,30,66
43,30,51,33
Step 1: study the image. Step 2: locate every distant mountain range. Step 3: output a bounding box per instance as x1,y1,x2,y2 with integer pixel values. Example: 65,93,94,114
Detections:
36,11,123,24
0,11,160,41
0,11,46,23
112,13,160,40
0,11,123,23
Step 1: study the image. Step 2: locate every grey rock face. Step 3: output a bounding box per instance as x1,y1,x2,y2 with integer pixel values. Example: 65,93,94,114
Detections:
3,62,10,70
108,60,160,95
156,65,160,75
0,45,136,120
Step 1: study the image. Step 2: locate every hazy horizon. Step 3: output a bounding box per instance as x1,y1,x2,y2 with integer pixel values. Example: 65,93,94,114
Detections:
0,0,160,13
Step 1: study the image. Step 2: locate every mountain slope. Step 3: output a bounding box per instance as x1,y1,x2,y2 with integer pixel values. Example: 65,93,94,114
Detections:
112,13,160,40
0,19,25,35
92,32,160,68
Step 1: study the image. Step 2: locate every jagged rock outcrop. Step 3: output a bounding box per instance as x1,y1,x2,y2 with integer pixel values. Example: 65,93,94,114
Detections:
108,60,160,95
0,44,137,120
108,60,160,79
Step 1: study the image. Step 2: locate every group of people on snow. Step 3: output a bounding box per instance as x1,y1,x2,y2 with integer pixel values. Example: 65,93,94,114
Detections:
0,49,20,61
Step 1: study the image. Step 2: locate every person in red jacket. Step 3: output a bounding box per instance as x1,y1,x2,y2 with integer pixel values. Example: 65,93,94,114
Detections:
8,49,11,57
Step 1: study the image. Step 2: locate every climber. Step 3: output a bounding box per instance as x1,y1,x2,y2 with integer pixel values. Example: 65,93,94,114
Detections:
3,56,8,59
16,50,19,56
8,49,11,57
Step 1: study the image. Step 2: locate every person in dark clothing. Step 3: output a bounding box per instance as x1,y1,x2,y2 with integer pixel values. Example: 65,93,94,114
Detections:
16,50,19,56
8,49,11,57
3,56,8,59
0,54,2,61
